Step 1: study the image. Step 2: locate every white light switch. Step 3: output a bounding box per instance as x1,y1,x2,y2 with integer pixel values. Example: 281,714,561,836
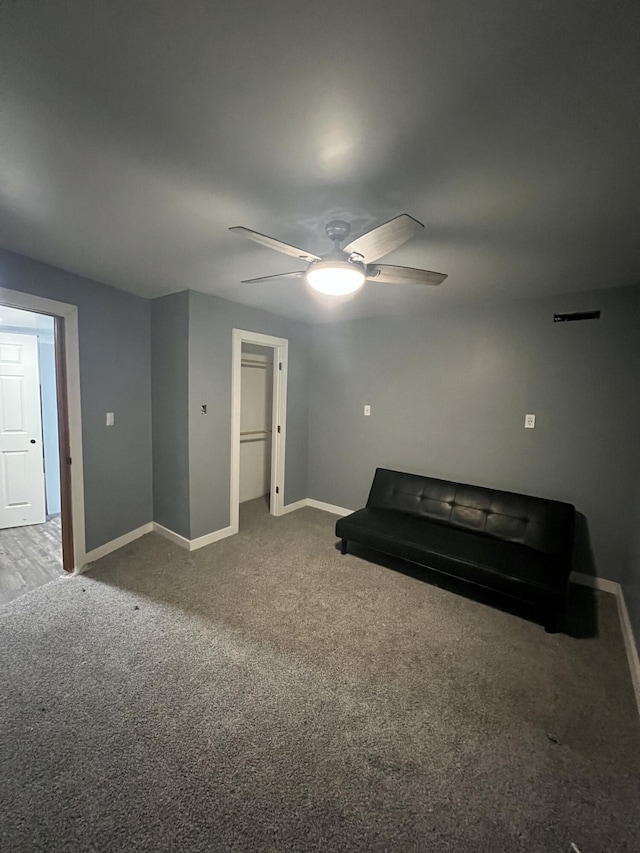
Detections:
524,413,535,429
364,405,371,416
106,412,114,426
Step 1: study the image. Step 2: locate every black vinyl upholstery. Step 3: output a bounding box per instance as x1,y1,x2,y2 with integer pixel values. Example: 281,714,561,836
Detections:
336,469,576,629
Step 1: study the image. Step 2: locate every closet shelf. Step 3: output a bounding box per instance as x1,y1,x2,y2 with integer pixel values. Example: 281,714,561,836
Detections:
241,359,273,368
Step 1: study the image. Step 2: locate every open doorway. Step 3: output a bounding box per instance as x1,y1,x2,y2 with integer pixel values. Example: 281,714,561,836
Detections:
239,344,273,513
0,305,73,605
231,329,288,532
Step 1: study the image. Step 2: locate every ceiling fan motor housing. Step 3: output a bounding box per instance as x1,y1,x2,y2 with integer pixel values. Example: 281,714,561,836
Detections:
325,220,351,246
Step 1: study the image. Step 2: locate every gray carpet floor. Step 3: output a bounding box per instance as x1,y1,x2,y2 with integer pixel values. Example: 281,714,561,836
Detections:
0,514,63,607
1,498,638,852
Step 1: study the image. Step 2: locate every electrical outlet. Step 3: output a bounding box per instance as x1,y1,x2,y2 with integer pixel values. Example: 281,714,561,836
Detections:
364,405,371,416
106,412,114,426
524,414,536,429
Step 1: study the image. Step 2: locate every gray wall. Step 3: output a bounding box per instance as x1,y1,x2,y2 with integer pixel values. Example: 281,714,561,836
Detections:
188,291,310,539
626,483,640,650
623,288,640,648
308,285,640,584
0,249,153,551
150,292,191,538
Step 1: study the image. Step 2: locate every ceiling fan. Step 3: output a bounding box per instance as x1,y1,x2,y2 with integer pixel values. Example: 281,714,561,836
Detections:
229,214,447,296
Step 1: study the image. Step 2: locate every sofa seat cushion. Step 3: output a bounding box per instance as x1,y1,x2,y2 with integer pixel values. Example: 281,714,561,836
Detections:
336,508,568,605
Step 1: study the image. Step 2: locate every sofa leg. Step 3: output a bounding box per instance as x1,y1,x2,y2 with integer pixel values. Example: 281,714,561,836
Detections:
340,538,347,555
545,594,567,633
544,609,558,634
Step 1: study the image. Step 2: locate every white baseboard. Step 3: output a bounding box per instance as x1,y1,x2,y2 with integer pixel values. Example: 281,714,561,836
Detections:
280,498,353,516
571,572,640,716
78,522,154,570
152,521,237,552
616,589,640,715
570,571,619,595
189,524,237,550
305,499,353,516
152,501,351,550
152,522,191,549
278,499,308,515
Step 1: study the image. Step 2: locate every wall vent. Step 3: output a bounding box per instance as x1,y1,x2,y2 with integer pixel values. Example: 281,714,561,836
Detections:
553,310,601,323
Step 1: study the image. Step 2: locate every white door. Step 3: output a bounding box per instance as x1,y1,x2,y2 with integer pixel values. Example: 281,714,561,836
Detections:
0,332,46,528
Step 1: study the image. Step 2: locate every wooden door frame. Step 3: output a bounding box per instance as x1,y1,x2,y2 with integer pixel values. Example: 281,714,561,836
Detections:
0,288,86,571
53,317,74,571
231,329,288,530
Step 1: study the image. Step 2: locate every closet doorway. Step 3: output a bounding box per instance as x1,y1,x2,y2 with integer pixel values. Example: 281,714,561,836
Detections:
231,330,288,531
239,344,273,507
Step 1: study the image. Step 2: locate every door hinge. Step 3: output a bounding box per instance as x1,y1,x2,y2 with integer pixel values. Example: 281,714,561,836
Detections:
279,362,282,371
277,425,281,434
67,457,72,465
275,486,280,494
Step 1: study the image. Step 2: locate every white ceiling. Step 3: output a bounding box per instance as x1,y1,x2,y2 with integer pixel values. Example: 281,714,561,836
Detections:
1,0,639,324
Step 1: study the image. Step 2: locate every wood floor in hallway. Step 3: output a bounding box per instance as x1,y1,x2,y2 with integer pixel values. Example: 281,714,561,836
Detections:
0,515,63,607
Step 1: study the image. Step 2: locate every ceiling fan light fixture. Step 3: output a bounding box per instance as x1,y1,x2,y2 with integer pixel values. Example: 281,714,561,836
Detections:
232,215,447,292
305,260,365,296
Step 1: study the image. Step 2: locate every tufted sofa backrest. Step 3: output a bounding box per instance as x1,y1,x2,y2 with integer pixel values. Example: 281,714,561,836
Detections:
366,468,575,558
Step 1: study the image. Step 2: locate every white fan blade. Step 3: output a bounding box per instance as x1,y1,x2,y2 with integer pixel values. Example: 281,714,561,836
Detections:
366,264,447,286
343,214,424,263
241,271,305,284
230,226,320,262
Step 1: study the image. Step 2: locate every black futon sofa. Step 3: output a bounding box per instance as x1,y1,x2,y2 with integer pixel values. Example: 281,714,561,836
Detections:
335,468,575,631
